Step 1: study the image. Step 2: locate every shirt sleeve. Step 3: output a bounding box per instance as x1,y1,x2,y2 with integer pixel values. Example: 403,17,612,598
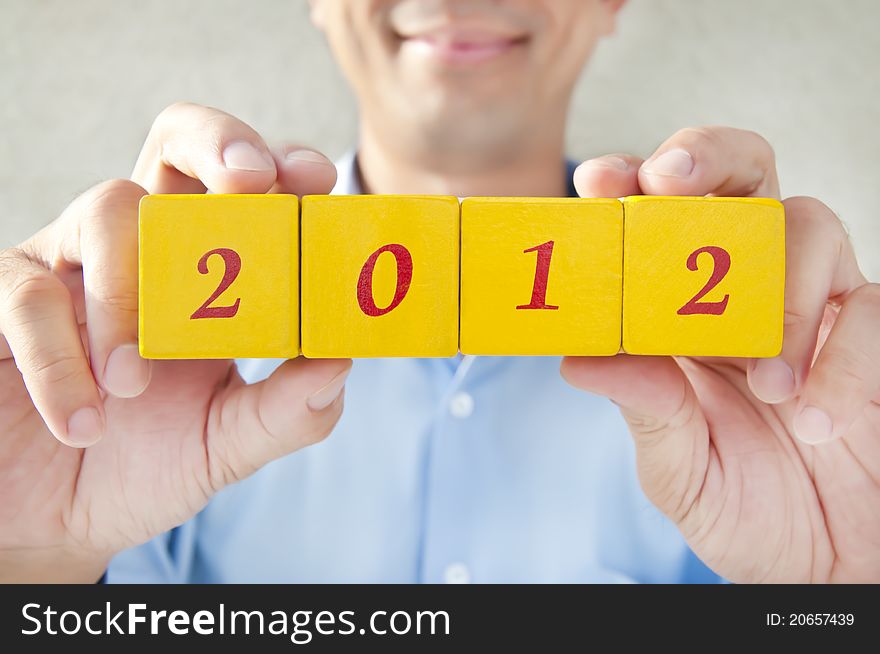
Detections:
105,519,199,583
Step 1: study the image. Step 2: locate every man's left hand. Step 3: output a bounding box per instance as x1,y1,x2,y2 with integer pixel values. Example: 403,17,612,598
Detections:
563,126,880,583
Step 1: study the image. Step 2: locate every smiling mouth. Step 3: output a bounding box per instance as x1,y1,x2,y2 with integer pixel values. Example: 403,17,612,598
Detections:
396,28,530,66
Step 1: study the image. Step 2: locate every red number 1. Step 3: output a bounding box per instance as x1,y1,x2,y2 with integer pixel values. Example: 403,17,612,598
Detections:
517,240,559,311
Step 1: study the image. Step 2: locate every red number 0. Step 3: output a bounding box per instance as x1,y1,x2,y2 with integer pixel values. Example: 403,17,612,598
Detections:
676,245,730,316
190,247,242,319
357,244,413,317
517,240,559,310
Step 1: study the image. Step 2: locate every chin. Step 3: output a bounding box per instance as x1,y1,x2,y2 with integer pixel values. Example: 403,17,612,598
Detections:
403,67,532,116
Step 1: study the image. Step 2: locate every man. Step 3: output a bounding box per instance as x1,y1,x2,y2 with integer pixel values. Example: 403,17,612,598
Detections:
0,0,877,583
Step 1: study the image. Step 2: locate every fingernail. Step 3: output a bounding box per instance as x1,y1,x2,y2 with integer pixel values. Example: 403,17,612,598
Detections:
222,140,275,172
793,406,834,445
285,149,334,166
306,368,350,412
642,148,694,178
104,344,152,398
750,357,796,403
585,156,629,171
67,406,103,448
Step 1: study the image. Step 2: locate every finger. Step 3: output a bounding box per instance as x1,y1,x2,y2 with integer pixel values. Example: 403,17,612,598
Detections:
206,357,352,486
131,102,278,194
792,282,880,445
638,126,780,198
747,197,865,404
0,248,104,447
560,355,709,520
24,180,152,400
0,287,88,360
268,145,338,196
573,154,644,198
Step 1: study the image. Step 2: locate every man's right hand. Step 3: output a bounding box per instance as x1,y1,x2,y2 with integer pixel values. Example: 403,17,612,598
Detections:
0,103,351,582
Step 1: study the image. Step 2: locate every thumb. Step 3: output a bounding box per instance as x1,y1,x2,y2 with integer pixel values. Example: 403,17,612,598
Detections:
573,154,643,198
206,357,352,486
269,144,338,197
560,355,710,520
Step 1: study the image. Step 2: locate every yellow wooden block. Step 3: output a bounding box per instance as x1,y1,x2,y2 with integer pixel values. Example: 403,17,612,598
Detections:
622,196,785,357
301,195,459,358
460,198,623,355
138,194,299,359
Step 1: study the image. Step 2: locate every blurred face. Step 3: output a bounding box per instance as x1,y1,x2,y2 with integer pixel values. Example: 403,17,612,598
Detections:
310,0,623,170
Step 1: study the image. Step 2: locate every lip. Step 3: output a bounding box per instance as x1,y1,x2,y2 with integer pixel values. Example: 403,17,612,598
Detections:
396,26,529,66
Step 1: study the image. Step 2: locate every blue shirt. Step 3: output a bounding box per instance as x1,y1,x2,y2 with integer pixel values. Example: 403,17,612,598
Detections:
107,154,721,584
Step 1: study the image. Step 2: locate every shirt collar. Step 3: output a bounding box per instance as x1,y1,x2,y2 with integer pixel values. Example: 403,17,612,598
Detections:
331,151,363,195
333,151,580,199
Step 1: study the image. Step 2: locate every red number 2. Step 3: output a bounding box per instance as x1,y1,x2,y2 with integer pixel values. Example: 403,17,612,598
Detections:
676,245,730,316
517,240,559,310
190,248,242,319
357,244,413,317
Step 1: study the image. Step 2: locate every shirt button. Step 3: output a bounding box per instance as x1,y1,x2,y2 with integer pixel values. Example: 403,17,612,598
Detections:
444,563,471,584
448,391,474,419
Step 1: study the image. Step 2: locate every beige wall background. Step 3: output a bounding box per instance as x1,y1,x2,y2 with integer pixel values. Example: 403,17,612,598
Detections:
2,0,878,279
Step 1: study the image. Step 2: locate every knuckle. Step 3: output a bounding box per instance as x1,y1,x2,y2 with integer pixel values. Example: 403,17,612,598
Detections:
673,126,776,165
3,269,69,315
75,180,146,229
817,347,873,390
85,179,147,212
673,125,735,150
784,195,830,217
0,246,27,273
60,179,144,247
87,278,138,313
673,126,724,150
785,196,848,240
743,128,776,161
201,117,235,155
152,102,251,159
848,281,880,309
201,112,259,151
844,283,880,327
149,102,227,155
152,101,198,130
24,351,88,387
202,111,234,132
782,306,812,333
